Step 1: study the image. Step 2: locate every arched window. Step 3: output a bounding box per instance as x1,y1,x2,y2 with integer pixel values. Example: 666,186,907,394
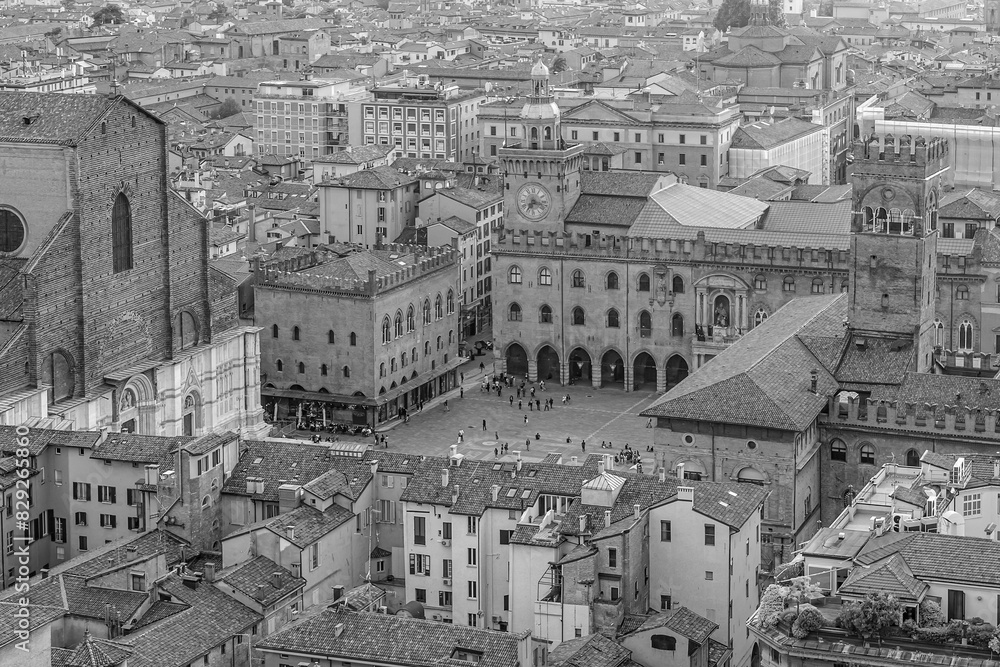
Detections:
177,311,198,350
509,303,522,321
606,309,620,328
651,635,677,651
859,443,876,465
830,439,847,461
292,325,300,340
540,305,553,323
530,126,538,140
276,359,283,372
811,278,824,294
959,319,974,351
637,273,650,292
380,363,386,377
401,352,408,366
437,336,442,350
508,266,522,284
0,209,26,254
544,126,552,141
423,299,431,324
297,362,305,374
670,312,683,337
841,280,849,293
381,317,391,344
539,267,552,285
641,311,653,337
321,364,328,376
411,347,417,362
932,318,944,347
406,306,415,331
905,449,920,467
754,308,768,327
328,330,335,344
350,332,357,346
390,358,396,372
571,270,585,288
956,285,969,300
112,192,133,273
343,366,351,378
783,276,796,292
447,290,454,314
754,275,766,290
394,311,403,337
448,330,454,345
606,272,619,290
272,324,279,338
672,275,684,293
435,295,443,319
424,341,431,355
572,307,585,325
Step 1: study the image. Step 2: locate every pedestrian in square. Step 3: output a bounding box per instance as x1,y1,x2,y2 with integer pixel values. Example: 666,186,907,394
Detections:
458,429,464,442
518,400,522,410
524,414,528,425
581,440,586,451
483,419,487,431
536,399,540,411
509,395,514,407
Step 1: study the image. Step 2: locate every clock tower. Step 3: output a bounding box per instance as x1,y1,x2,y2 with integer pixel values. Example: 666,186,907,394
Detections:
500,59,584,231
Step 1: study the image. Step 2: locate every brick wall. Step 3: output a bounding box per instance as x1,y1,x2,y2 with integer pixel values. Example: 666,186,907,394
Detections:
166,192,213,347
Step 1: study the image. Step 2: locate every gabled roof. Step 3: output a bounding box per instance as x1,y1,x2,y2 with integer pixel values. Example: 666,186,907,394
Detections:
642,294,847,431
856,532,1000,588
730,117,823,150
632,183,768,231
633,606,717,644
838,553,929,602
548,632,632,667
264,503,355,547
217,555,304,608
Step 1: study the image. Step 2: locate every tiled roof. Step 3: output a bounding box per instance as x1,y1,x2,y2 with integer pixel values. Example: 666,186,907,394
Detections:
131,600,189,630
631,183,768,231
222,439,354,501
0,92,124,145
565,194,648,227
550,632,631,667
714,45,781,67
120,573,262,667
64,633,133,667
12,574,147,622
430,185,502,209
314,144,394,164
635,606,717,644
940,188,1000,220
0,603,64,650
43,529,190,580
730,117,823,150
217,555,304,608
324,165,417,190
580,171,667,197
856,532,1000,587
834,334,914,386
839,553,928,602
642,294,847,431
91,432,193,463
760,200,851,235
264,503,355,547
0,426,100,457
432,215,478,235
728,176,793,201
867,372,1000,412
257,609,523,666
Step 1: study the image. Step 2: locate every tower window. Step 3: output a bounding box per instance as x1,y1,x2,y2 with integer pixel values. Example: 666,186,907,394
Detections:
111,192,133,273
0,209,26,253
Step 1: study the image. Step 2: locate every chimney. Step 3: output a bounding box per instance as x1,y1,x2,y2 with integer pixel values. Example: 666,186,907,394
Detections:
246,476,257,494
810,369,818,394
144,464,160,486
204,562,215,582
125,545,138,561
278,484,301,514
658,467,666,483
634,504,641,520
271,571,282,588
491,484,500,501
514,450,521,460
450,444,458,457
604,510,611,527
994,458,999,478
571,456,578,464
442,468,449,488
678,486,695,502
676,463,685,480
452,484,460,504
605,455,614,471
516,459,522,471
334,623,346,638
285,525,295,541
370,460,379,476
579,515,587,533
598,460,605,475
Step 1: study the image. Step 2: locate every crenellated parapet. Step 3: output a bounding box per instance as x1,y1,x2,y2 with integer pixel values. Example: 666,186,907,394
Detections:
823,394,1000,439
852,133,949,166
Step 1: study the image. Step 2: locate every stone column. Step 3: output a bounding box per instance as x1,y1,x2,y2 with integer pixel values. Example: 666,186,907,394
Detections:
527,359,538,383
591,363,601,389
624,363,633,393
657,366,667,393
560,360,570,386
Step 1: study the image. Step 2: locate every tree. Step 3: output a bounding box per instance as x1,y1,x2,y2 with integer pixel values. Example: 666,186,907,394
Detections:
756,584,789,628
817,0,833,16
551,57,567,74
211,97,241,119
791,604,825,638
788,576,823,614
92,4,125,24
713,0,786,33
919,598,945,628
206,5,228,23
837,593,901,642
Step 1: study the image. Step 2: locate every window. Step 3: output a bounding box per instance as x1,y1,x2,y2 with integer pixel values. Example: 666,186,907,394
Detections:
660,520,671,542
297,361,305,374
608,548,617,568
0,209,26,253
539,305,553,323
754,308,768,327
831,440,847,461
467,516,477,535
435,295,443,319
811,278,824,294
79,535,88,551
959,319,974,351
572,307,585,326
705,524,716,545
634,151,642,164
963,492,982,517
73,482,91,501
783,276,795,292
468,580,478,598
394,312,403,337
342,366,350,378
74,512,87,526
660,594,672,610
638,310,652,337
413,516,426,545
508,303,522,321
651,635,677,651
112,192,133,273
700,154,707,166
443,523,452,539
292,326,300,340
439,591,452,606
382,317,391,344
679,153,686,165
500,530,513,544
859,443,876,465
539,267,552,285
100,514,117,529
637,273,650,292
321,364,328,376
508,266,522,284
97,485,116,504
328,330,335,344
350,332,357,346
447,290,454,314
467,547,478,565
705,571,714,580
672,275,684,293
607,309,620,328
423,300,431,325
606,272,619,290
670,312,683,337
571,270,585,288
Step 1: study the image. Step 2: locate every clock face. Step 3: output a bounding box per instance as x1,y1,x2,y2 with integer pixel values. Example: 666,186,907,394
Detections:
517,183,551,221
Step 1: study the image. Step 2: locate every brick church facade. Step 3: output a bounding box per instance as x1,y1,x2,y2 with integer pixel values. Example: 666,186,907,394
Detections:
0,92,266,437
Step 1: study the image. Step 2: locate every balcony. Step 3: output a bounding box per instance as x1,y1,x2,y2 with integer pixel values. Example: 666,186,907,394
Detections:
691,324,743,360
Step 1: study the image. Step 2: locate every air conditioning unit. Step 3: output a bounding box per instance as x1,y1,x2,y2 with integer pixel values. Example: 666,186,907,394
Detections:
443,578,452,586
432,613,442,621
441,539,451,546
492,615,502,623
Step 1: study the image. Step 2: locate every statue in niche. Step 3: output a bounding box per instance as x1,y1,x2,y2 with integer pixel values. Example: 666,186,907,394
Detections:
714,301,729,328
655,268,669,306
120,389,136,411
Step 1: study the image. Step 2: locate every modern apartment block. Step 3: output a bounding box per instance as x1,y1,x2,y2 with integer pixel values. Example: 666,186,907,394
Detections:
348,77,486,162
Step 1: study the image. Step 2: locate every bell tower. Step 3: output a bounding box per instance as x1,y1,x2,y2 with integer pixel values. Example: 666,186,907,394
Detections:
499,59,584,231
848,134,948,373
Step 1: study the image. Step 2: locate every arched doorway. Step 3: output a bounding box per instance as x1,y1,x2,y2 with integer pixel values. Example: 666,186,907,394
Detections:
537,346,560,382
633,352,657,390
601,350,624,388
751,643,761,667
568,348,591,383
665,355,689,391
506,343,528,377
905,449,920,467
